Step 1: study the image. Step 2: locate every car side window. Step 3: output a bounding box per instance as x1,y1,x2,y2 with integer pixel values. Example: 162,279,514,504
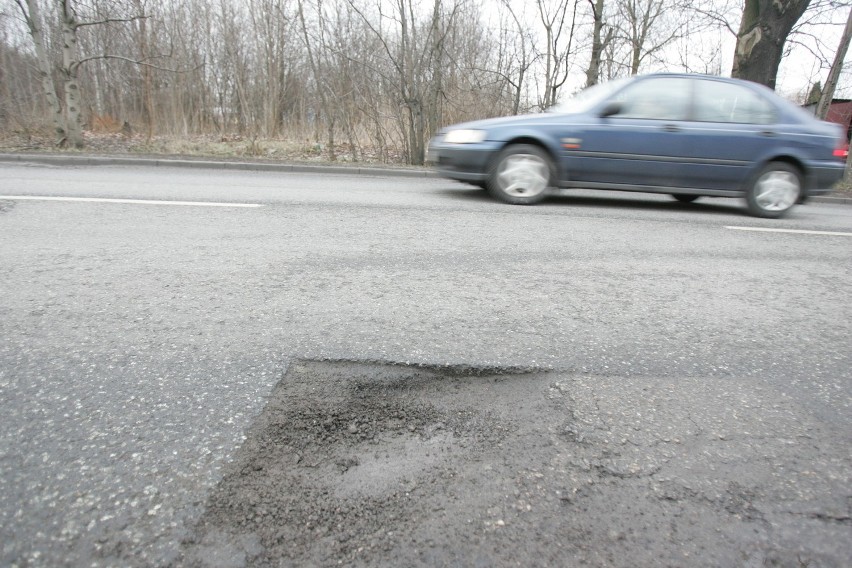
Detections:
611,78,691,121
692,80,775,124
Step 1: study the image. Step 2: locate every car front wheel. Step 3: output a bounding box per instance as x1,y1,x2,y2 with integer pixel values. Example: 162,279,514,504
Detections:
487,144,553,205
746,162,802,218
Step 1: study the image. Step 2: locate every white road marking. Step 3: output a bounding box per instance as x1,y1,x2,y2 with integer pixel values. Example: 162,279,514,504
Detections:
726,226,852,237
0,195,263,208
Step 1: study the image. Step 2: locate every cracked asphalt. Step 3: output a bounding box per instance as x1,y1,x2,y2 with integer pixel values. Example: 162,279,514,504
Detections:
1,162,851,567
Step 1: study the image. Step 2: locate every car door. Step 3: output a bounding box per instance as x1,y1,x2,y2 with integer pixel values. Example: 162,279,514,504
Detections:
565,76,694,188
675,78,780,191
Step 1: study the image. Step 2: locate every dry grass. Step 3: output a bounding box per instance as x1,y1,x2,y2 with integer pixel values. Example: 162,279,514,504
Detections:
832,176,852,195
0,129,411,167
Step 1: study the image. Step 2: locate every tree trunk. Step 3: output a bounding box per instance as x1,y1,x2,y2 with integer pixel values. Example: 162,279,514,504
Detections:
20,0,67,146
502,1,525,114
400,0,425,165
426,0,444,141
731,0,811,89
406,100,424,165
513,66,525,115
60,0,84,148
136,0,154,142
536,0,555,108
816,7,852,120
586,0,606,87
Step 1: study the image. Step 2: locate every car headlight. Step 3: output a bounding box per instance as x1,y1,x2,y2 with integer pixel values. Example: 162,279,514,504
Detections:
444,129,487,144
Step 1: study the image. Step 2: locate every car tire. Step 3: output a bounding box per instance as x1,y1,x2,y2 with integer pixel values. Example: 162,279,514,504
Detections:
486,144,554,205
746,162,802,219
672,194,699,203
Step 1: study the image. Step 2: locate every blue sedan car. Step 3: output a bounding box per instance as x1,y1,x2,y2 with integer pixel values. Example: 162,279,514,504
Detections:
428,74,846,218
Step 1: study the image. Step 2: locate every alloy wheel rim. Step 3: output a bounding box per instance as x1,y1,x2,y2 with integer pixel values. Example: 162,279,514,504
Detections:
497,154,549,197
754,170,799,212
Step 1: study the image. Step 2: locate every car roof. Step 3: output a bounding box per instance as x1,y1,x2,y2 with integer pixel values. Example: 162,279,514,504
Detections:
601,73,819,125
637,72,754,84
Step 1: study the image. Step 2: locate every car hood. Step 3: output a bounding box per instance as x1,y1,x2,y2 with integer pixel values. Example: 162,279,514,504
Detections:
439,112,571,133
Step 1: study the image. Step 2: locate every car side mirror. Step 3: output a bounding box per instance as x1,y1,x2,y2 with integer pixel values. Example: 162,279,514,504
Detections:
599,101,622,118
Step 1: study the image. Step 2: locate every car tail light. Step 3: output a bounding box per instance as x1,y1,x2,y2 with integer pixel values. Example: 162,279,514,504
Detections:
834,141,849,160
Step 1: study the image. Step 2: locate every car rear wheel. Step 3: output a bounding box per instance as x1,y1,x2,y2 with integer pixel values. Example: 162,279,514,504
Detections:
672,194,699,203
746,162,802,218
487,144,553,204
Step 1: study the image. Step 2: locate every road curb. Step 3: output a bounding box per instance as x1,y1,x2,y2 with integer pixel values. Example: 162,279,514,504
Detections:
812,195,852,205
2,152,850,205
0,152,439,179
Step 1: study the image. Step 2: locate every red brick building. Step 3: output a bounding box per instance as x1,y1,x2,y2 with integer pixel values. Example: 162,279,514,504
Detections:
805,99,852,142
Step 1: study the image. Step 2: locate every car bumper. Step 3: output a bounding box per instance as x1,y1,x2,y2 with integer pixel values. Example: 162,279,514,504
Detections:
806,161,846,196
427,139,502,182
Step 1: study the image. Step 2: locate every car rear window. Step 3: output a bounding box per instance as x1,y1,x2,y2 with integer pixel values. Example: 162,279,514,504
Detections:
692,80,775,124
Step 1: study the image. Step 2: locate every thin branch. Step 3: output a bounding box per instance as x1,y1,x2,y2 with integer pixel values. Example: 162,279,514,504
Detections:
76,15,150,29
72,54,203,74
343,0,403,77
691,7,737,36
786,37,831,64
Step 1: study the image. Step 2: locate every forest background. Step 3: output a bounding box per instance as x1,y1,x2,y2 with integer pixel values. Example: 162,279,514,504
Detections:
1,0,850,166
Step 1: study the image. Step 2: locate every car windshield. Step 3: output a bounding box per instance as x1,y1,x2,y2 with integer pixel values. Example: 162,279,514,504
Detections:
549,77,631,114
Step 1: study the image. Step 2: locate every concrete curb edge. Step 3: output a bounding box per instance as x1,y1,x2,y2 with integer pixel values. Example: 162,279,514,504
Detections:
0,152,439,179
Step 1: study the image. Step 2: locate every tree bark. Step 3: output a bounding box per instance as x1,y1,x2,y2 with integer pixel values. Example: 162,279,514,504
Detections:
426,0,444,145
731,0,811,89
60,0,84,148
135,0,154,141
586,0,606,87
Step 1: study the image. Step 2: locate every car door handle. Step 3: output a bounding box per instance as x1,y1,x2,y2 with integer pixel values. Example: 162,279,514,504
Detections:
662,124,681,132
760,130,776,137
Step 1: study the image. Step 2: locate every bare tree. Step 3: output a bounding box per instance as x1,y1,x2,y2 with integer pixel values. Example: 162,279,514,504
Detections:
536,0,580,109
13,0,67,145
298,0,337,160
611,0,688,76
12,0,151,147
498,1,535,113
585,0,614,86
0,7,48,135
344,0,462,164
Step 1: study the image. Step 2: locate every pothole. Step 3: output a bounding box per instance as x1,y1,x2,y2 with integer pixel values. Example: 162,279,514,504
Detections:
177,359,553,567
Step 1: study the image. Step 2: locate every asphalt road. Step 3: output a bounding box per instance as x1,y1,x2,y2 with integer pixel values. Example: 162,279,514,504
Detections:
1,162,851,567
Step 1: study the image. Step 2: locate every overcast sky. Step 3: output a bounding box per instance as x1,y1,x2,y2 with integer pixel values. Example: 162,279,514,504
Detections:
487,0,851,104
